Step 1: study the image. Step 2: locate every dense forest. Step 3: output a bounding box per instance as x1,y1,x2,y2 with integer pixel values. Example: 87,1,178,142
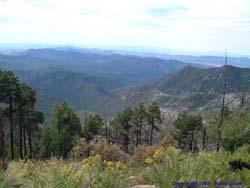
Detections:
1,68,250,188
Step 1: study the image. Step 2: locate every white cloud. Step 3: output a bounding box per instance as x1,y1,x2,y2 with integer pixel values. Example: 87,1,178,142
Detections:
0,0,249,54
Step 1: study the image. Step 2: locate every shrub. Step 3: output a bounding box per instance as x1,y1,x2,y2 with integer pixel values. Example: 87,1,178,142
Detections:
89,142,127,162
159,133,178,148
133,145,158,164
222,115,250,152
70,138,89,158
71,137,127,162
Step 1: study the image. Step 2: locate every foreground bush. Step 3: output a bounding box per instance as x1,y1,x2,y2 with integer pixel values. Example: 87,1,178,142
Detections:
71,138,127,162
133,145,158,165
159,133,178,149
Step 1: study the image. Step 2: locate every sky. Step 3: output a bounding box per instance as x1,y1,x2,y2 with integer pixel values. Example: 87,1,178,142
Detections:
0,0,250,55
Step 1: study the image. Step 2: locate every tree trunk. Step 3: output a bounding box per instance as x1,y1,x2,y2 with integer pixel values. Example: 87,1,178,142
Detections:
19,105,23,159
202,128,207,150
191,128,194,153
63,139,67,159
9,96,14,160
124,134,129,153
241,93,245,109
150,120,154,145
0,111,7,169
136,123,139,146
104,113,108,141
27,119,33,158
23,119,27,157
218,52,227,151
144,130,148,145
116,128,119,144
139,116,143,145
108,128,111,144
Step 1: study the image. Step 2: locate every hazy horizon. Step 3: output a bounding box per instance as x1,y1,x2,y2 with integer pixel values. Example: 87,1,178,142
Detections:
0,0,250,56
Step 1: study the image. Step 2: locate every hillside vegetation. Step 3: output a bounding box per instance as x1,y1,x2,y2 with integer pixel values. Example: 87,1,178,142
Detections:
1,146,250,188
140,65,250,94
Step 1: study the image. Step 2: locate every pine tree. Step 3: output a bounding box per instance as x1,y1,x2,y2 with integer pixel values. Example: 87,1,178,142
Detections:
147,102,162,145
0,108,6,169
133,103,147,145
0,71,19,159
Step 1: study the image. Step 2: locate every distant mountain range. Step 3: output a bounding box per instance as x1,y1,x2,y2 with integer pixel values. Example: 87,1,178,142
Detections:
1,46,249,67
120,52,250,68
0,48,190,117
1,48,250,119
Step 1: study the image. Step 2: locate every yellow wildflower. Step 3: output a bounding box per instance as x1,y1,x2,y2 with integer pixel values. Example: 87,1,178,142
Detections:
115,161,126,170
153,147,164,159
40,172,47,178
145,157,154,164
62,164,72,173
82,154,101,166
19,170,26,177
104,160,114,170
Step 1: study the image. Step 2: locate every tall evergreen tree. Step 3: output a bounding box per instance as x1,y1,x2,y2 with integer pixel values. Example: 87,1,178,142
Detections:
0,71,19,159
20,83,36,158
147,102,162,145
84,114,103,141
0,108,6,169
173,113,203,153
117,108,133,153
133,103,147,146
50,103,82,158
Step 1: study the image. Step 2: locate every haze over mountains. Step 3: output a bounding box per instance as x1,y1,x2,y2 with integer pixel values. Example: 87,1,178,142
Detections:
0,47,250,118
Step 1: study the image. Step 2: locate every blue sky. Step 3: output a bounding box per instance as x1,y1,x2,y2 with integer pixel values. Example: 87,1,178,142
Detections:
0,0,250,55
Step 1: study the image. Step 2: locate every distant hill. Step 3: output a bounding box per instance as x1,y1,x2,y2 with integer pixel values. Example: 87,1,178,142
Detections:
16,70,119,117
148,65,250,94
113,65,250,114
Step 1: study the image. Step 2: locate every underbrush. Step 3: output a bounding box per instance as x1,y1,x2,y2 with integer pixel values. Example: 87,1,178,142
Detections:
1,145,250,188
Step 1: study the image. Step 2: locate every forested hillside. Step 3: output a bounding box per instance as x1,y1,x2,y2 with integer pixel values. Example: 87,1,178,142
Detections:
118,65,250,113
152,65,250,94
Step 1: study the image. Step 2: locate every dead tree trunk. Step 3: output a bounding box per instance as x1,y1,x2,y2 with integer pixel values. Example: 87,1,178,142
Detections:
241,93,245,109
217,51,228,152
